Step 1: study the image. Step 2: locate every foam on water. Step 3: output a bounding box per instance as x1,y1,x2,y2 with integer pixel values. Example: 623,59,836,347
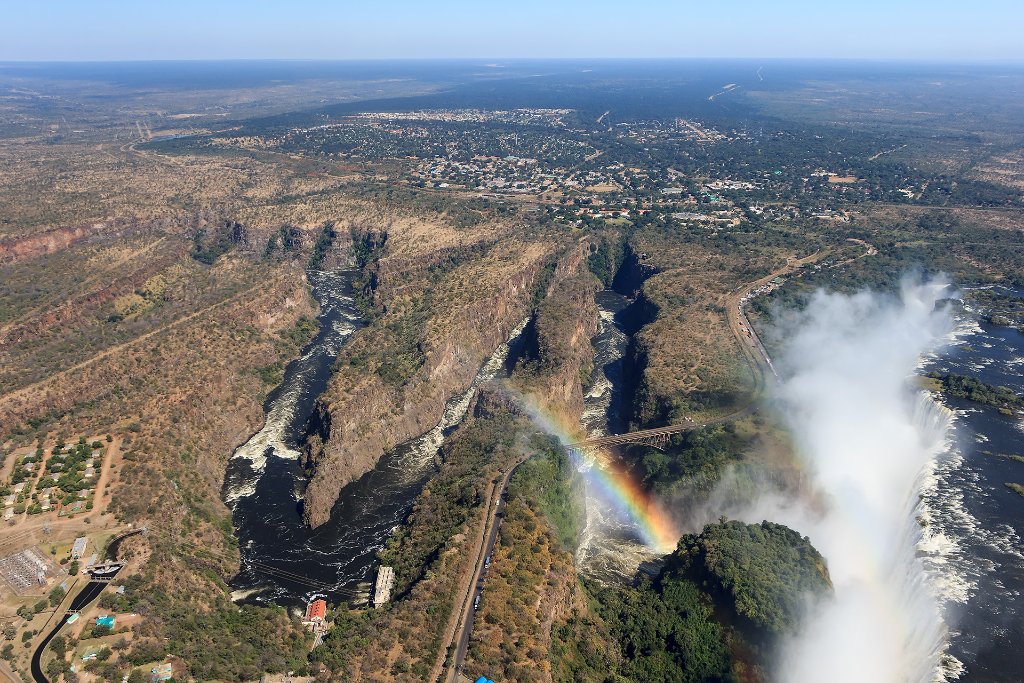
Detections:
223,269,362,504
575,289,660,581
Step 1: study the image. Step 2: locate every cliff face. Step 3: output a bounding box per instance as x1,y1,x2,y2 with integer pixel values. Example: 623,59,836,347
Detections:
612,242,660,298
301,236,591,527
511,265,600,430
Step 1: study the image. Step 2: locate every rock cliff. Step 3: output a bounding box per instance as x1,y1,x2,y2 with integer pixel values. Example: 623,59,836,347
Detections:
301,233,592,527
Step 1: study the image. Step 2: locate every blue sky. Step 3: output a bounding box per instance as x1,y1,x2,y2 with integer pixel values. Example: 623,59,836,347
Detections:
2,0,1022,62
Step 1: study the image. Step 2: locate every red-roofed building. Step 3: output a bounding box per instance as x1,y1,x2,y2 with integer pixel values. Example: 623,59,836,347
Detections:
303,599,327,624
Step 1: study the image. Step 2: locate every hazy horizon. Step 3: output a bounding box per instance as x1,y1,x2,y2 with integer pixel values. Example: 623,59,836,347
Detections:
4,0,1023,62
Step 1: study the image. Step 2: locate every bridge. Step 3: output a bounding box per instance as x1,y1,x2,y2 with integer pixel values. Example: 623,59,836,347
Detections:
566,423,692,452
564,411,748,455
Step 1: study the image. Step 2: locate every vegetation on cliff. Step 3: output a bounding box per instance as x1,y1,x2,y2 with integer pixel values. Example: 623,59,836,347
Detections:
673,520,832,637
589,575,735,683
465,464,583,682
634,422,751,495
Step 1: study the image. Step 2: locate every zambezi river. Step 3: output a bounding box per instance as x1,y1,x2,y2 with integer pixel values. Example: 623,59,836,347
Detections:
575,289,662,581
920,290,1024,682
222,267,526,609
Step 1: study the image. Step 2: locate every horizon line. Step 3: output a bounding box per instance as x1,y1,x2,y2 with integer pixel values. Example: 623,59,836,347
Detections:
1,56,1023,66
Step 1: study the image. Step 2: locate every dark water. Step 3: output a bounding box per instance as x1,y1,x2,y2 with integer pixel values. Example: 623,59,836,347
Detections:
576,289,659,580
223,268,526,609
921,296,1024,682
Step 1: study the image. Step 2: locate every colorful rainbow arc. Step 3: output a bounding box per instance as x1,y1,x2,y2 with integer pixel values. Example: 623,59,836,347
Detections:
505,386,680,553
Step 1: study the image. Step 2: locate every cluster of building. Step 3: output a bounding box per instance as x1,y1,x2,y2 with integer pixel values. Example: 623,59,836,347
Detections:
410,155,551,194
3,439,104,524
351,108,573,126
611,118,734,144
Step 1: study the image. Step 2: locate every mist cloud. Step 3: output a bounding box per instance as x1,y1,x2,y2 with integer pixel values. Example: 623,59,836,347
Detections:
680,277,957,681
770,276,956,683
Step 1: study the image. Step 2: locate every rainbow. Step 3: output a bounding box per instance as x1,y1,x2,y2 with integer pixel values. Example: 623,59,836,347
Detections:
505,386,680,553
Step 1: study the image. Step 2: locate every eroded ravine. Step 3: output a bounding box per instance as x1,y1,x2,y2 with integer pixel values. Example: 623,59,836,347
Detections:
576,288,663,581
223,267,528,608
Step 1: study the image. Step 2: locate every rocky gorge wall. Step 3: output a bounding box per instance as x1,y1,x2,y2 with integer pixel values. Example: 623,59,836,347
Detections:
300,235,593,528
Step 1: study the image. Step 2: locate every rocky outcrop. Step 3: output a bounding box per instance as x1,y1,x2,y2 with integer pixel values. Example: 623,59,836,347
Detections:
0,218,137,264
512,267,601,428
301,239,592,527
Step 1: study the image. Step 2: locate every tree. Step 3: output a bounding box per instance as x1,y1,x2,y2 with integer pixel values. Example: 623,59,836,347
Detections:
90,625,113,639
50,634,68,656
46,656,70,679
49,585,66,607
674,520,832,636
68,560,79,576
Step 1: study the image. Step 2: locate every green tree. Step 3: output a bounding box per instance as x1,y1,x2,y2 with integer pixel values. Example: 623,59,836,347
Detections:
50,634,67,656
49,585,67,607
46,656,70,679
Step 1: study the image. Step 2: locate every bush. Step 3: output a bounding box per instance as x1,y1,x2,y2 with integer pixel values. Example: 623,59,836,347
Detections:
49,585,66,607
673,520,832,636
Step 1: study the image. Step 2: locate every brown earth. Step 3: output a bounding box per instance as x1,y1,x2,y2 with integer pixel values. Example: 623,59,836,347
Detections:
300,226,590,527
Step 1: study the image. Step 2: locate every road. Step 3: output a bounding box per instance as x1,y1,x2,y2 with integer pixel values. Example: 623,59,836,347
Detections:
437,458,525,683
726,250,829,396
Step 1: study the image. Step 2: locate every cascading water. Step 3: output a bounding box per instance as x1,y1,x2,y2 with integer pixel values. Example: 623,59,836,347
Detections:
575,289,662,581
762,278,957,683
223,267,530,608
683,283,1024,682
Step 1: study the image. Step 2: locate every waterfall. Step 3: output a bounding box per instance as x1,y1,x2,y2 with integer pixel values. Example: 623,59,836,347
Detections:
770,277,957,683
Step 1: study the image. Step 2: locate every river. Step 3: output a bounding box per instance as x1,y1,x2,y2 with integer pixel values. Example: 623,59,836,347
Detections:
222,268,527,610
919,292,1024,682
575,289,661,581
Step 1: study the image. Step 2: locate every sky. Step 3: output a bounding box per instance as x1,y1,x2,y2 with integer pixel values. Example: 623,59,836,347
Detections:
2,0,1022,62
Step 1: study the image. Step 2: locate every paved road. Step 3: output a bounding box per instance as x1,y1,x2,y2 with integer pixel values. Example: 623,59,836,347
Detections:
443,459,524,682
